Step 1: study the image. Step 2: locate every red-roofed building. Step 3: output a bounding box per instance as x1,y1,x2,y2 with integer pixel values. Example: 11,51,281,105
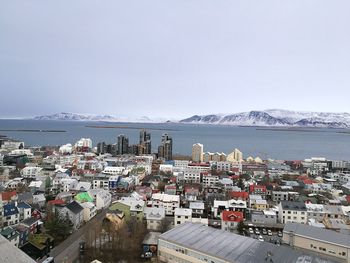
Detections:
229,191,249,201
346,196,350,204
47,199,65,206
249,185,266,197
221,211,244,231
1,191,17,203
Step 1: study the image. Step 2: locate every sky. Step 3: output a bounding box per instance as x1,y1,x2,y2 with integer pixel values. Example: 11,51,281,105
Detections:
0,0,350,120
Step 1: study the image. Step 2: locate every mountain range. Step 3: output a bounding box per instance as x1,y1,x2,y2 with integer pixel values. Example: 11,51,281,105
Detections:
33,110,350,128
179,109,350,128
33,112,163,123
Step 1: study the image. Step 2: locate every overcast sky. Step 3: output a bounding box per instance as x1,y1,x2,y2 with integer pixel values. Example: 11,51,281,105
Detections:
0,1,349,119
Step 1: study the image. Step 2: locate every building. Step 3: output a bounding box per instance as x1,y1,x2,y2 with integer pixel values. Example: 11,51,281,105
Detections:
151,193,180,216
226,148,243,162
221,211,243,232
117,134,129,155
158,223,336,263
283,222,350,262
143,207,166,231
174,208,192,226
0,233,36,263
191,143,203,163
278,201,307,224
139,130,152,155
158,134,172,160
59,201,84,229
3,203,19,226
88,189,112,210
0,226,19,247
251,210,277,225
80,202,97,222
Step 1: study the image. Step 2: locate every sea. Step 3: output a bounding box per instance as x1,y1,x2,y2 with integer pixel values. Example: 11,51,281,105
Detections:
0,119,350,161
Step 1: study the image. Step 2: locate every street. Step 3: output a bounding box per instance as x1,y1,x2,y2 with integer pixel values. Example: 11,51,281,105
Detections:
47,209,107,263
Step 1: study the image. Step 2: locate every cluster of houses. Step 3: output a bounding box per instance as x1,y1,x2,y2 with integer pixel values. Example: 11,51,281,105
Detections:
1,136,350,262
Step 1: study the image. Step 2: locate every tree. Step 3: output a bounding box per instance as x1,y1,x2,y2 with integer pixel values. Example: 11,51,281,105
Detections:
44,205,72,244
237,220,245,235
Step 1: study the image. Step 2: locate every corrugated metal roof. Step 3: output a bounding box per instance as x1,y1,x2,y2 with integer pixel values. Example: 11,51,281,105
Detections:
284,222,350,248
159,223,341,263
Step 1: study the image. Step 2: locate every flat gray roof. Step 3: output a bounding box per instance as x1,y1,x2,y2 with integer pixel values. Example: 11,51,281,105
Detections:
160,223,341,263
0,234,35,263
284,222,350,248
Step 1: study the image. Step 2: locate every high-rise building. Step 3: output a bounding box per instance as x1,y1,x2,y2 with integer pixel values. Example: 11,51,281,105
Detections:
96,142,106,155
117,134,129,155
128,144,139,155
158,133,173,160
227,148,243,162
192,143,203,162
139,130,152,155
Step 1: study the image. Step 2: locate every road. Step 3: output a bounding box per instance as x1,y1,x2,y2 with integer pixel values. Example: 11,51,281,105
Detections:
48,209,107,263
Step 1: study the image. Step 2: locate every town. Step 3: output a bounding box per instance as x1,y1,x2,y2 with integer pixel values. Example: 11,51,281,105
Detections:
0,130,350,263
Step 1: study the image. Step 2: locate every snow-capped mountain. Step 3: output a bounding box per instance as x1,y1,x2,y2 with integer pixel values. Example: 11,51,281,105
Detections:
32,112,166,123
180,110,350,128
33,112,119,121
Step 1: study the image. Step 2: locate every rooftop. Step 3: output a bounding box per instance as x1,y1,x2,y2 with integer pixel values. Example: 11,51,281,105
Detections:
0,234,36,263
284,222,350,248
280,201,306,211
160,223,338,263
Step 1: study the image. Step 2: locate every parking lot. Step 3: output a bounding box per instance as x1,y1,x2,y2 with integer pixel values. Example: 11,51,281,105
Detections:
242,227,283,245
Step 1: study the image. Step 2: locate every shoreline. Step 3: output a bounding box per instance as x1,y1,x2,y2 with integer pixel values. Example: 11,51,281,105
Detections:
85,125,181,131
0,129,66,133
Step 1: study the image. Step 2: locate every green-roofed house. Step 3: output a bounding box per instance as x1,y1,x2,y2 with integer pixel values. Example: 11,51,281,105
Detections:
0,226,19,247
21,233,54,260
74,192,94,203
109,196,145,221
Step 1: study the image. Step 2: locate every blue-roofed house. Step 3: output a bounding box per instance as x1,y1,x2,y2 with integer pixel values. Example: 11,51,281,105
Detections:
17,202,32,221
3,203,19,226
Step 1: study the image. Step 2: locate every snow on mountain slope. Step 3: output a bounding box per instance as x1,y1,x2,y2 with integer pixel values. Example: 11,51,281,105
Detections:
180,110,350,128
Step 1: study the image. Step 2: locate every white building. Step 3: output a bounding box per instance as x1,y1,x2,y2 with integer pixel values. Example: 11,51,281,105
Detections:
59,144,73,154
102,166,126,175
201,173,219,187
278,201,307,224
21,166,43,179
143,207,166,231
151,193,180,216
60,178,78,192
174,208,192,226
74,138,92,150
88,189,112,210
159,164,174,174
80,202,97,222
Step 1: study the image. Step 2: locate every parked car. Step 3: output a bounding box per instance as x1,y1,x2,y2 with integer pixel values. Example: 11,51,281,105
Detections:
277,231,283,237
254,228,260,235
258,235,264,242
267,230,272,236
249,228,254,235
262,228,267,235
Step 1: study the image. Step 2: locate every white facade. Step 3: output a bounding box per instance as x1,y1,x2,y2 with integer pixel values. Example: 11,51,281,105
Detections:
174,208,192,226
102,166,125,175
80,202,97,222
143,207,166,231
278,202,307,224
88,189,112,210
202,174,219,187
151,193,180,216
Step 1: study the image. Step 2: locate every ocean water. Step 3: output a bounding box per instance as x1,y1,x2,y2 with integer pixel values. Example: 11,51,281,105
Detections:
0,120,350,161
